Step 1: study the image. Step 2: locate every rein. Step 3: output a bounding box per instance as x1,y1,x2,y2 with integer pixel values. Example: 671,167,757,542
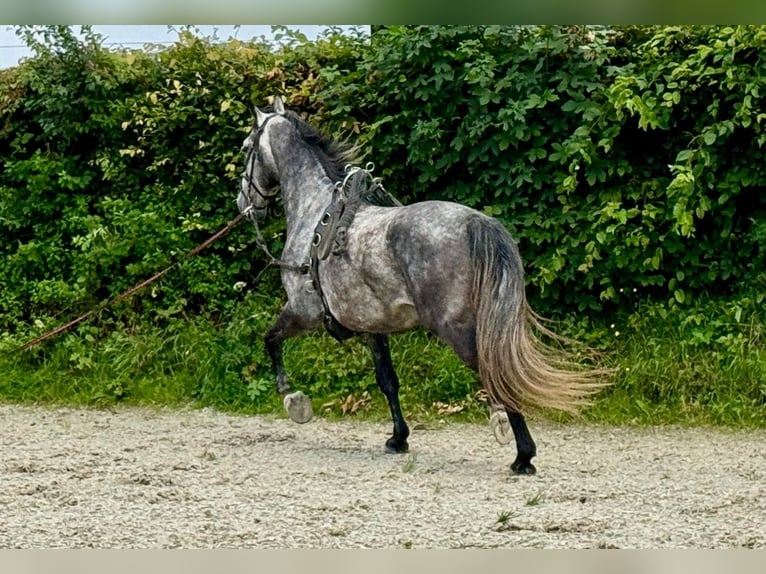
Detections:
14,210,250,353
240,113,308,274
245,205,309,274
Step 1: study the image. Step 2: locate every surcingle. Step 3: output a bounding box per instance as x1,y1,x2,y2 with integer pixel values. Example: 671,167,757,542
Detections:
309,164,401,341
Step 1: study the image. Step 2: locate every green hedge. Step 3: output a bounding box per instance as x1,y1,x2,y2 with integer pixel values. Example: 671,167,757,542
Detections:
316,25,766,314
1,25,764,425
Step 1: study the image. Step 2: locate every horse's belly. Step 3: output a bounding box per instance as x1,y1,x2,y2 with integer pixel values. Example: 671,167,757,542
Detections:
319,206,427,333
328,288,419,334
320,257,419,333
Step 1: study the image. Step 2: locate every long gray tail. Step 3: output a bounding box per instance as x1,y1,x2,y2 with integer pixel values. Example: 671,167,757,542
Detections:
467,215,607,414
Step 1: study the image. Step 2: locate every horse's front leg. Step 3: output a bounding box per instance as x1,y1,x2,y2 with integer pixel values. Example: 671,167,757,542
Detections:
264,307,315,423
367,334,409,453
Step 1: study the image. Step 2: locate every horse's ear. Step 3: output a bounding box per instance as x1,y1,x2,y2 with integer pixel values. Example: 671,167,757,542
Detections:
254,106,268,126
273,96,285,115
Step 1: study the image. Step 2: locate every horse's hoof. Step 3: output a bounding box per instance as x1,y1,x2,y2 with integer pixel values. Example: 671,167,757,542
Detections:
284,391,313,424
510,459,537,475
490,410,513,445
384,437,409,453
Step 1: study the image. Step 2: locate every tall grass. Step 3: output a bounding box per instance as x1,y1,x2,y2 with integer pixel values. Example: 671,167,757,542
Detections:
1,292,765,428
586,301,766,427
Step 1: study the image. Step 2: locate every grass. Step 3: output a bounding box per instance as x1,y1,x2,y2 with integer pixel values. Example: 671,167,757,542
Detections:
582,305,766,428
402,452,417,473
496,511,519,524
525,490,546,507
495,511,521,531
1,294,765,429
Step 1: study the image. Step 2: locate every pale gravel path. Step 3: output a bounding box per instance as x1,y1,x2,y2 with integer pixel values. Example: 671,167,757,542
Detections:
1,403,764,549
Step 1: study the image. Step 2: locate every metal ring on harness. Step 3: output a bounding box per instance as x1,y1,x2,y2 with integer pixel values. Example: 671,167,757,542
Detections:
340,167,362,193
312,232,322,246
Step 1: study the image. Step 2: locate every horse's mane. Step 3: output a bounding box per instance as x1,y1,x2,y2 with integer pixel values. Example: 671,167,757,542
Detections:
282,110,361,183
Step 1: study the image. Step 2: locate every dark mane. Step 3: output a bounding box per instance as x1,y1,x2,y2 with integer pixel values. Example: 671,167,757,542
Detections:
283,110,360,183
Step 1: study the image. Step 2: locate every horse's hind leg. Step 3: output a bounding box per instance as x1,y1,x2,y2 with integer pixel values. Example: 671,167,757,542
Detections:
438,326,537,474
368,334,409,453
265,308,314,423
489,407,537,474
506,411,537,475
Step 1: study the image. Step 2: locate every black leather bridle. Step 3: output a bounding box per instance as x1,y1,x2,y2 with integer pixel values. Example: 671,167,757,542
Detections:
241,114,278,206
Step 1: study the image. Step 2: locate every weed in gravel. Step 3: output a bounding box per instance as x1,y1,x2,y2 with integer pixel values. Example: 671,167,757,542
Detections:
495,511,519,525
199,448,216,461
525,490,546,506
402,452,417,473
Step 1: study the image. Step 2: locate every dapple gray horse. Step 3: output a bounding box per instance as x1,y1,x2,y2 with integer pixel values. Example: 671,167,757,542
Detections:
237,97,604,474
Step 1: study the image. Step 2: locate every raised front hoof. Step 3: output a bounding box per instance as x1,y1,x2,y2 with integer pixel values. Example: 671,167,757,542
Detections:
490,410,513,445
283,391,313,424
510,459,537,475
384,436,409,454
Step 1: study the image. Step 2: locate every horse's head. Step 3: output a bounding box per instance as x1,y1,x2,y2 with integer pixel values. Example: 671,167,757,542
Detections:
237,96,287,215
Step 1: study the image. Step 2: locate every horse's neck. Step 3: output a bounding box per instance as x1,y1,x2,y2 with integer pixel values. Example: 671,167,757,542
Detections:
273,137,334,255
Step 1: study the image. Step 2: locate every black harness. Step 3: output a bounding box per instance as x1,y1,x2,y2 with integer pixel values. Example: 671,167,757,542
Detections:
309,164,401,342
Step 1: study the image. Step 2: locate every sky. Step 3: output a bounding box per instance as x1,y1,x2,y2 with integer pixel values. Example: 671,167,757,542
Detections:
0,25,363,69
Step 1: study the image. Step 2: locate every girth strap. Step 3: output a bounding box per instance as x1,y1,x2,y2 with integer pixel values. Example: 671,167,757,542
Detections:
309,165,401,342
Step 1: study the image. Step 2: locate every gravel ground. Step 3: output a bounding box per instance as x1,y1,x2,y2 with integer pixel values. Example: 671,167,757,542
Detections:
1,403,765,549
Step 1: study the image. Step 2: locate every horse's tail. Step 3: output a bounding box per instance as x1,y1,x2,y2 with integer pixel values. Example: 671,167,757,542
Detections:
467,215,607,414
